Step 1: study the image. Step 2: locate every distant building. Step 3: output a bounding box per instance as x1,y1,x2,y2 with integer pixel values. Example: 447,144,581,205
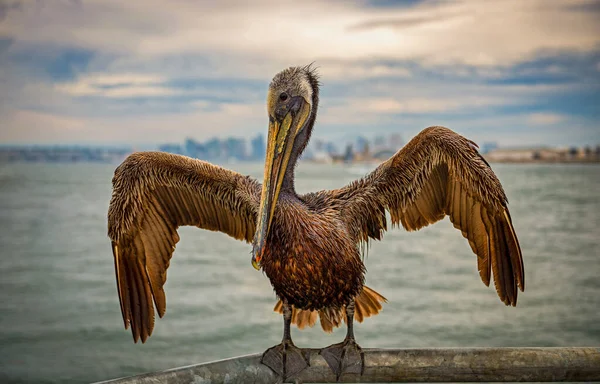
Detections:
484,146,600,163
185,137,214,159
304,138,334,162
159,135,256,162
355,136,369,154
204,138,222,160
343,144,354,163
154,135,600,165
251,133,266,161
158,143,184,155
224,137,247,160
373,135,386,151
324,142,338,156
312,139,324,153
480,142,499,154
311,151,333,163
0,146,131,163
389,134,403,151
485,148,537,162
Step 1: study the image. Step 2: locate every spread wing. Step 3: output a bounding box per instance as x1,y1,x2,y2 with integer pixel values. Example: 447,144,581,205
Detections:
329,126,524,306
107,152,261,342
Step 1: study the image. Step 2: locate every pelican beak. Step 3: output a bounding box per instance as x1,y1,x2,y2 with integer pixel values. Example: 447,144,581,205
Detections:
251,96,311,270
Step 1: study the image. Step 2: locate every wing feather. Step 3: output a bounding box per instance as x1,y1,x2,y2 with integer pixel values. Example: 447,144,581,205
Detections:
108,152,261,342
329,126,524,305
472,202,491,286
460,184,469,237
503,210,524,290
140,222,167,317
452,180,462,232
491,217,508,304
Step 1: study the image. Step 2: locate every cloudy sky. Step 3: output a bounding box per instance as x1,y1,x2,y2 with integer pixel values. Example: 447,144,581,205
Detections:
1,0,599,148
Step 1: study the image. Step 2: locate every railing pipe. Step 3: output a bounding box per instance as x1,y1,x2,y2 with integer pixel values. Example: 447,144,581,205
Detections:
96,347,600,383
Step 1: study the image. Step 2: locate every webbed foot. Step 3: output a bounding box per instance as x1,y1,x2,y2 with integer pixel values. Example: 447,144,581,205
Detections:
261,340,310,381
320,338,364,381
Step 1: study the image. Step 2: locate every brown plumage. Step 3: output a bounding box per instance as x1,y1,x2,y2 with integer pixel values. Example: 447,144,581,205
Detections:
108,152,261,342
324,126,524,305
107,150,388,342
107,65,524,380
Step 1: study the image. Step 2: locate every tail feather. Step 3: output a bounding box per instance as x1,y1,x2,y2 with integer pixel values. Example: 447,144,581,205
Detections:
358,286,385,312
273,285,387,333
319,311,334,333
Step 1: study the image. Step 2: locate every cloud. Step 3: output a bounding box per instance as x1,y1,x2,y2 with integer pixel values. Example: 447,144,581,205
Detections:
0,109,86,144
319,62,412,80
445,113,599,147
0,99,268,145
0,37,14,54
0,108,265,145
349,14,439,31
3,0,599,68
317,80,571,124
55,73,174,97
0,1,21,22
344,96,504,114
0,0,598,147
527,112,566,125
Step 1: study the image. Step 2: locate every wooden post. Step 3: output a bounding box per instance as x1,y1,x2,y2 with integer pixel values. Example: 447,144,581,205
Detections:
96,347,600,383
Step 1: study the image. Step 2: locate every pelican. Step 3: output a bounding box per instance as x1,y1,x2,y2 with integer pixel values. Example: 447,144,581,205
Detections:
107,65,524,381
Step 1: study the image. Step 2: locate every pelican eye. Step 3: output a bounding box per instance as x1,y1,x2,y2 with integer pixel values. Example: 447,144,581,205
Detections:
279,92,288,102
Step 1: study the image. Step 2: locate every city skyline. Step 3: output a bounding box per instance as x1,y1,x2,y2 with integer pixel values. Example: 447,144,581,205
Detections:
3,130,598,164
0,1,598,148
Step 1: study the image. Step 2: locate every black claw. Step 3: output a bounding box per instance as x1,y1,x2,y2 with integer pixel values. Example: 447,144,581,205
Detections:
261,341,310,381
320,338,364,381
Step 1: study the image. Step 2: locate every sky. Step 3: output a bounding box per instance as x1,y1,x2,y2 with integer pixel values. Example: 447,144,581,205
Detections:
0,0,599,148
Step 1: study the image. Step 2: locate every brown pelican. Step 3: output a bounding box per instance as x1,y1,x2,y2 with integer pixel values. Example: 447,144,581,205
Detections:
107,65,524,381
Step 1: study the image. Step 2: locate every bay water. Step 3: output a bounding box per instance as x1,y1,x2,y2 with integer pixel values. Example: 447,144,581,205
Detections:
0,162,598,383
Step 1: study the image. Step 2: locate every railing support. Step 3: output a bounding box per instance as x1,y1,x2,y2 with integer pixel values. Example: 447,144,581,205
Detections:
97,347,600,383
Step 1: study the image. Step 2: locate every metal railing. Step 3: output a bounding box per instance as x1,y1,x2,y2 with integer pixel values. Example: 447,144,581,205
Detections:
96,347,600,383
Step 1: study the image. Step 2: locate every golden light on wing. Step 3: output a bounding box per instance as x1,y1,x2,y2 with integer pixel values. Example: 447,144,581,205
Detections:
331,126,524,306
107,152,261,342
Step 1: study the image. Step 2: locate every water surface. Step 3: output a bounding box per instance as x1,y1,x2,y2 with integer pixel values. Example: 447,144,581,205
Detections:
0,162,598,383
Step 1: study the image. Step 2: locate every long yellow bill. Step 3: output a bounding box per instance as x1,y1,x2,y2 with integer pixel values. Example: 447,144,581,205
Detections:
251,97,311,270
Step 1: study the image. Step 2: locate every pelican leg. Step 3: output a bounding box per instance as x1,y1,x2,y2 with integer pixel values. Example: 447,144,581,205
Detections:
320,301,364,380
261,302,310,381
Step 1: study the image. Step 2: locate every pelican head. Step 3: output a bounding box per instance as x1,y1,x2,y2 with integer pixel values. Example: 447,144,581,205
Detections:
251,65,320,270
